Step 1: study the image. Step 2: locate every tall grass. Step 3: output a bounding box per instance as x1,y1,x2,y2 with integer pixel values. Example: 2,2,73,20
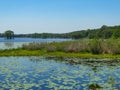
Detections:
22,39,120,54
89,39,102,54
22,42,47,50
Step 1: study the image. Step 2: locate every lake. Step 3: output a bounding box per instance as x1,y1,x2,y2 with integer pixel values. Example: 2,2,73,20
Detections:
0,38,71,49
0,38,120,90
0,57,120,90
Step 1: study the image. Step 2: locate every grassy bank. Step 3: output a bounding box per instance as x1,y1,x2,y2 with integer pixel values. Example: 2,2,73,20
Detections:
1,39,120,59
1,49,120,59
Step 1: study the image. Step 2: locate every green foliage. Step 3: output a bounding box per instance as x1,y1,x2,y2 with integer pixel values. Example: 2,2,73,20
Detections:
108,76,115,86
90,39,102,54
4,30,14,39
89,83,101,90
1,25,120,39
112,29,120,39
1,48,120,59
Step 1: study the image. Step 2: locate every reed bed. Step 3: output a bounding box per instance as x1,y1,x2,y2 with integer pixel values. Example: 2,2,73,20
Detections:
22,39,120,54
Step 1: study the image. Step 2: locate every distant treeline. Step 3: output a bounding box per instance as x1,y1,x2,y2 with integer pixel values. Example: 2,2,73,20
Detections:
0,25,120,39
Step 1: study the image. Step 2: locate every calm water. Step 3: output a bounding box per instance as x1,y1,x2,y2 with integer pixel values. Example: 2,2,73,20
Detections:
0,57,120,90
0,38,71,49
0,38,71,42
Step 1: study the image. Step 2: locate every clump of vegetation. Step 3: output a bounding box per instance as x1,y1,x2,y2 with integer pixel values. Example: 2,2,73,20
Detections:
108,76,115,86
89,39,102,54
64,40,90,53
101,39,120,54
46,45,57,52
4,30,14,39
89,83,101,90
22,42,47,50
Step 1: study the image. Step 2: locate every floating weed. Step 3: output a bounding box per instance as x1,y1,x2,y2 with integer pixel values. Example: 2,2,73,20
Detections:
46,80,59,89
0,57,120,89
89,83,102,90
58,85,73,90
108,76,116,86
62,79,77,86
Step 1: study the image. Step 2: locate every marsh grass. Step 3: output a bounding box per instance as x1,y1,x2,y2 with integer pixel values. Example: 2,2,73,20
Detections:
1,39,120,58
22,42,47,50
21,39,120,54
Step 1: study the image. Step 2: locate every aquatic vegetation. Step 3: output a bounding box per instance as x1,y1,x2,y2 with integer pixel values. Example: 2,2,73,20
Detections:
0,57,120,89
89,83,101,90
108,76,116,86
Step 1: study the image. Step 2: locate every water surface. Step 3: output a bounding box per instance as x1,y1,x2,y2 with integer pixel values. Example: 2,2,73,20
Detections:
0,57,120,90
0,38,71,49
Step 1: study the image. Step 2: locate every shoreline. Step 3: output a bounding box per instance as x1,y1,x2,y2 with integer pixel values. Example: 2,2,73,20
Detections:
0,49,120,59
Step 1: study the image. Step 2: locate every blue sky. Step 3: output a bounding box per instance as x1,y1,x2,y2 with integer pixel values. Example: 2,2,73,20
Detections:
0,0,120,34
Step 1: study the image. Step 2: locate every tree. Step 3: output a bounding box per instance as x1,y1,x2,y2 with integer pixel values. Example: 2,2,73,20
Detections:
4,30,14,39
112,29,120,39
101,25,108,30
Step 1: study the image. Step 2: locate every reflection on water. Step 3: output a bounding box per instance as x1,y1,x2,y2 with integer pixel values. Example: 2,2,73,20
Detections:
0,56,120,90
